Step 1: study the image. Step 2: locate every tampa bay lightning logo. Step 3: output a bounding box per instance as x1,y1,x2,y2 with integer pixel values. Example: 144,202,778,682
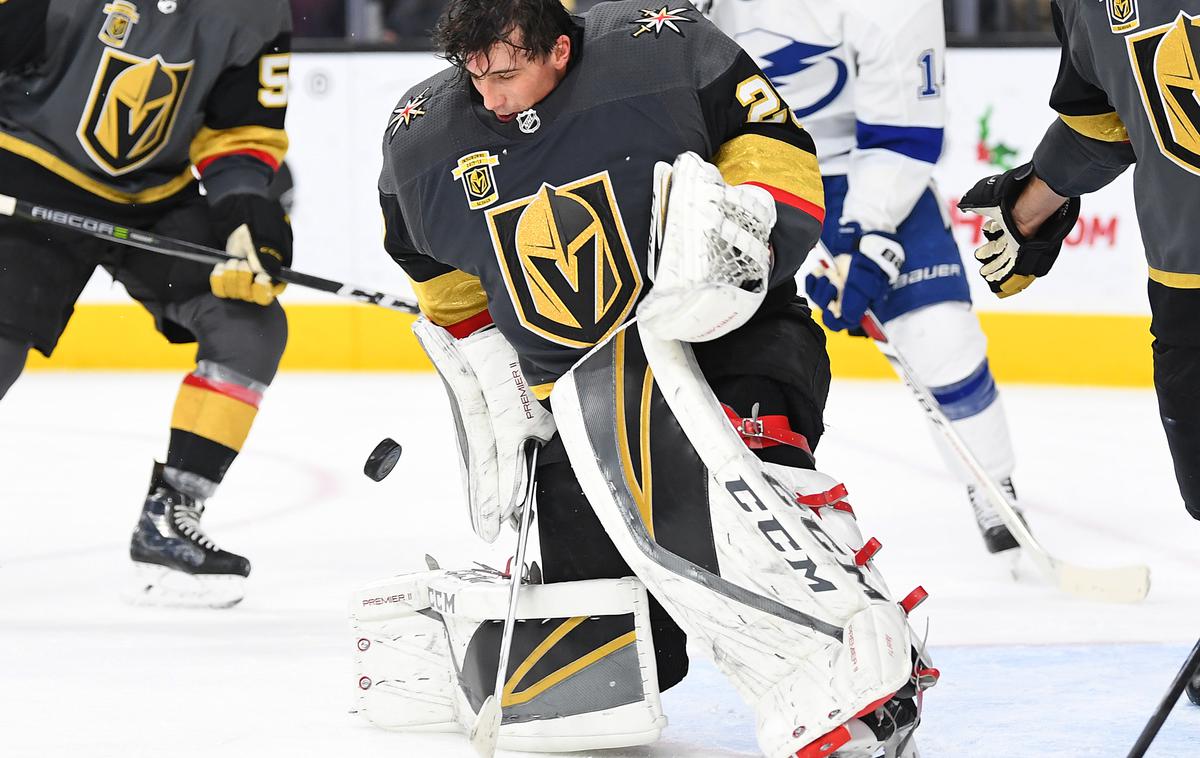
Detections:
735,31,849,119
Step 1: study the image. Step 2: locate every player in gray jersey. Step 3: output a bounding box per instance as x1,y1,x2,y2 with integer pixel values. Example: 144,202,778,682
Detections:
0,0,294,608
357,2,935,756
960,0,1200,697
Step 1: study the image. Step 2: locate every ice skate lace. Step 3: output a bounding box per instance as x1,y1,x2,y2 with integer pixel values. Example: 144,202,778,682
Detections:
172,503,219,551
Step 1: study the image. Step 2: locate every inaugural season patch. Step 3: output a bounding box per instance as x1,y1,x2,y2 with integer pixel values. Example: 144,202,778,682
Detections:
98,1,140,49
451,150,501,210
630,7,696,38
1108,0,1140,34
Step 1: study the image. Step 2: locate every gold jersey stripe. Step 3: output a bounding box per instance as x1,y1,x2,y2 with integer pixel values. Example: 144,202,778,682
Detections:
170,383,259,452
0,132,195,204
1059,112,1130,142
1149,266,1200,288
531,382,555,401
408,269,490,328
712,133,824,213
189,125,289,168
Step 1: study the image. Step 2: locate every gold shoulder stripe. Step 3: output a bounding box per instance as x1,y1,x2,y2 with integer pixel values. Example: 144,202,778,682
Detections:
0,132,195,204
1149,265,1200,288
713,133,824,216
409,269,490,327
1059,112,1130,142
189,125,289,169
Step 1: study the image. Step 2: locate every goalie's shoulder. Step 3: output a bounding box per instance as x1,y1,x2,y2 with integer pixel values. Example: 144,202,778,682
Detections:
379,68,469,185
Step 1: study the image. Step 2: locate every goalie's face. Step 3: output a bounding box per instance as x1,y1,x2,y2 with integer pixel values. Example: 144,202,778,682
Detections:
466,31,571,123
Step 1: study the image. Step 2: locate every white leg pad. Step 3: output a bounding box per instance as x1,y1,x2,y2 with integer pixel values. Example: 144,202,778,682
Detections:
349,569,666,752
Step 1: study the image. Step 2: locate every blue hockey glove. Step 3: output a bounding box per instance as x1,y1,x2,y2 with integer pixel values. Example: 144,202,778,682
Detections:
805,226,904,332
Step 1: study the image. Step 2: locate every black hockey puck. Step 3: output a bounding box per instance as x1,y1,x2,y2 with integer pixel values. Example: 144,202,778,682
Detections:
364,438,402,482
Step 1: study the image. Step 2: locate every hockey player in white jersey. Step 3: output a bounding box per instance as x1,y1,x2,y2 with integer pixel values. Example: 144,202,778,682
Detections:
703,0,1028,554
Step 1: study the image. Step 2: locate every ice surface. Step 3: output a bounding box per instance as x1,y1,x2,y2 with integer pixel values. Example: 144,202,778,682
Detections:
1,373,1197,757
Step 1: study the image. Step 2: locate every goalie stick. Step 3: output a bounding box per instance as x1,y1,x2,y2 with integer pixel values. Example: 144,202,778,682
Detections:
813,251,1150,604
0,193,420,313
1126,638,1200,758
469,439,540,758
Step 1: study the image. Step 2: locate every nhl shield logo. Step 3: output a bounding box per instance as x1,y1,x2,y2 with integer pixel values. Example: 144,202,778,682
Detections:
452,151,501,210
77,48,193,176
98,1,141,49
1109,0,1140,34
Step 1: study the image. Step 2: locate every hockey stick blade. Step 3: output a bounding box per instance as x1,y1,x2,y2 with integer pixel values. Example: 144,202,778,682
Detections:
469,695,502,758
1054,561,1151,605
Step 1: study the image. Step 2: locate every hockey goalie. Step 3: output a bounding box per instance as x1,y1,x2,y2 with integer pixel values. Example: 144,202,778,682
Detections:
351,1,937,755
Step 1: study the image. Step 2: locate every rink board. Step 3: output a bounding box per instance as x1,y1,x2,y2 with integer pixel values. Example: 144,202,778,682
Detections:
31,48,1158,384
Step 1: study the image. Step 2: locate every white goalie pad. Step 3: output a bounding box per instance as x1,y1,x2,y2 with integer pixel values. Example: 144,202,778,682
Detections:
412,318,555,542
550,322,924,758
349,568,666,753
638,151,776,343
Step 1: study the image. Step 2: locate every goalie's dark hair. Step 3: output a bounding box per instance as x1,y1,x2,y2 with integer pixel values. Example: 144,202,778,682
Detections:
434,0,574,71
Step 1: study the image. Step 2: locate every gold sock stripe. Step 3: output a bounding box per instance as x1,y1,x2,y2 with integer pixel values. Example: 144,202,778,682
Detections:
169,380,259,452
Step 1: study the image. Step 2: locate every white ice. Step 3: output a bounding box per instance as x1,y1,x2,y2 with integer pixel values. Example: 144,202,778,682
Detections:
1,373,1197,757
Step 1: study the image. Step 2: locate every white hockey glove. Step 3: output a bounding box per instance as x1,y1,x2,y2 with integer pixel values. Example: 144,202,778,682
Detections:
413,318,555,543
637,151,776,342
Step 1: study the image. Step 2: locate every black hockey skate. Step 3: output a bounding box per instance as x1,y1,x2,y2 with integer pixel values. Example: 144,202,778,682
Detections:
966,477,1026,554
128,461,250,608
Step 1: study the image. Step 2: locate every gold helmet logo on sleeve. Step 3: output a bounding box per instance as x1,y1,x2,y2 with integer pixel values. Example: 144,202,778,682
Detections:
99,1,141,49
486,172,642,348
76,49,194,176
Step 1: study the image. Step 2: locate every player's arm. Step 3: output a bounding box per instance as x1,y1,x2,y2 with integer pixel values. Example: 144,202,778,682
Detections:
958,1,1131,298
700,50,825,286
196,8,293,306
0,0,49,72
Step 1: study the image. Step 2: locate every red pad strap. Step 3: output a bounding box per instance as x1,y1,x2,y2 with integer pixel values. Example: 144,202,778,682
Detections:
854,537,882,567
795,482,849,508
195,149,280,176
722,405,812,452
900,586,929,615
795,725,850,758
916,667,941,690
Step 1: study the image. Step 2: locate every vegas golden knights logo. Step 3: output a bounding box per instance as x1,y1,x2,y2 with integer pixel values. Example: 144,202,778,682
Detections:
486,172,643,348
77,48,193,176
1129,13,1200,175
1108,0,1139,34
98,1,140,49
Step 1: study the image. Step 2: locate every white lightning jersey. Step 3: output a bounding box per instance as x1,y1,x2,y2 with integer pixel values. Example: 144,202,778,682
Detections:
702,0,947,233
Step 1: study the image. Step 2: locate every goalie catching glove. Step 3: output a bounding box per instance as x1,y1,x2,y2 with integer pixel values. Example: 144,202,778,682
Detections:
209,193,293,306
637,151,776,342
412,318,555,543
958,162,1079,298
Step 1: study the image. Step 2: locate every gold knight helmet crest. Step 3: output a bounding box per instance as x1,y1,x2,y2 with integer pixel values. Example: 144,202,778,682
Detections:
99,1,141,49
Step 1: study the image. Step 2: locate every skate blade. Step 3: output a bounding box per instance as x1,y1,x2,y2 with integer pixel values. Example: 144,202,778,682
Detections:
125,562,246,609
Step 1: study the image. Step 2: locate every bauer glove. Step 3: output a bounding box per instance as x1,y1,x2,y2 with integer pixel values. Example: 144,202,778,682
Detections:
958,163,1079,299
209,193,293,306
805,224,903,332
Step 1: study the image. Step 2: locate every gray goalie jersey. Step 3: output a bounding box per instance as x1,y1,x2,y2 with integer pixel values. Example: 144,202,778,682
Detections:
379,0,825,395
1033,0,1200,288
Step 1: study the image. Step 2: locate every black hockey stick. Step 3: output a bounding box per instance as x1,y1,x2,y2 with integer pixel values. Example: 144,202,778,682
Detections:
1127,638,1200,758
0,193,420,313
